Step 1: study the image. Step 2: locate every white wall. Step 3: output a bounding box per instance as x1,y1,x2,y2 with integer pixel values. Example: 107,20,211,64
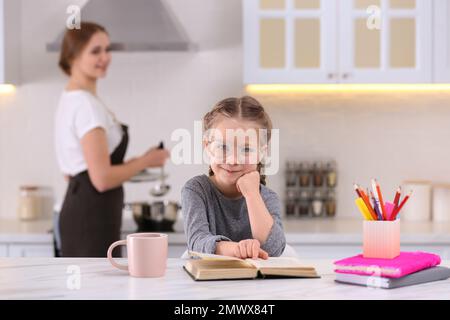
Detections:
1,0,450,220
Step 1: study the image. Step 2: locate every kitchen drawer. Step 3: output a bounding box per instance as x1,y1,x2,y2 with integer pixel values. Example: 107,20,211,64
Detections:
8,244,54,257
0,244,7,257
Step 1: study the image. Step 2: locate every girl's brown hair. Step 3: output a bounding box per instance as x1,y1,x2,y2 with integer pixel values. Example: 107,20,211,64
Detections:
203,96,273,185
58,22,108,76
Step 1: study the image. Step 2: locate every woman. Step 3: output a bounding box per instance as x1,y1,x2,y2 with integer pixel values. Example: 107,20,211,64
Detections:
54,22,170,257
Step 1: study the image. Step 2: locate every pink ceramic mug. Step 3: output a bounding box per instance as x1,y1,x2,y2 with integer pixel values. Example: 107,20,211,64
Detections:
107,233,168,277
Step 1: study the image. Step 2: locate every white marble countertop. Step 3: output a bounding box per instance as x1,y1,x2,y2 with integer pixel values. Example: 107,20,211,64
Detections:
1,258,449,300
1,217,450,245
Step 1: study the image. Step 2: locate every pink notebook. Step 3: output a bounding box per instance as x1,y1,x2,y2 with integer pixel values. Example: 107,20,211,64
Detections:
334,251,441,278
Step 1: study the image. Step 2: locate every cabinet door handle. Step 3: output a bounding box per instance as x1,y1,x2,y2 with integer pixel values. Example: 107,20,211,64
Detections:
328,73,337,79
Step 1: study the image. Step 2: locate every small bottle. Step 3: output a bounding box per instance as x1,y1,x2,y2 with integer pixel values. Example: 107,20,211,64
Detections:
311,190,324,217
285,200,296,217
326,161,337,188
325,191,337,217
298,162,311,187
285,161,297,187
285,188,297,217
298,190,311,217
312,162,324,187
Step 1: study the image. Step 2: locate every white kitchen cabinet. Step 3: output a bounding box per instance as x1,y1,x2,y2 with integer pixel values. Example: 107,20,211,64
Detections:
339,0,432,83
0,244,7,257
244,0,433,84
0,0,20,85
244,0,338,84
8,244,54,257
433,0,450,82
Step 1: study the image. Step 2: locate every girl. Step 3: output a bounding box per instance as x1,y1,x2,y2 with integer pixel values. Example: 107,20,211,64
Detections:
181,96,286,259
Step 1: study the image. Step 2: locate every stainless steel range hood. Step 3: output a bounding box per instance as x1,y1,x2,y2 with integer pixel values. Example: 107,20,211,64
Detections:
46,0,195,52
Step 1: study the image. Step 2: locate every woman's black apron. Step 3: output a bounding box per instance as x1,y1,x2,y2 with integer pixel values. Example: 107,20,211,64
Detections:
59,124,129,257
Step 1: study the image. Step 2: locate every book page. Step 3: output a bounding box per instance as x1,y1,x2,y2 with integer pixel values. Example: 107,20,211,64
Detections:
188,251,314,270
246,257,313,269
188,251,245,262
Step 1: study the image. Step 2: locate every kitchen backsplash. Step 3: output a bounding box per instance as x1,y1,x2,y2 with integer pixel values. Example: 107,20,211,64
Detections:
2,0,450,219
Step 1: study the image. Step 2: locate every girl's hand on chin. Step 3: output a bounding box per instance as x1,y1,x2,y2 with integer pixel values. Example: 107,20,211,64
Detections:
236,171,260,198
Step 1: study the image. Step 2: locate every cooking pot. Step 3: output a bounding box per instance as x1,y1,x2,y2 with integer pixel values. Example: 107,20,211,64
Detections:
125,200,180,232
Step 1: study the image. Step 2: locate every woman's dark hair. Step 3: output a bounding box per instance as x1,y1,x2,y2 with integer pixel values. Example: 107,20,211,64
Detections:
58,22,108,76
203,96,273,185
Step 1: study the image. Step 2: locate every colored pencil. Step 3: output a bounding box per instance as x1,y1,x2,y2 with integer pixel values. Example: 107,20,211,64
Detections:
355,198,373,220
370,191,382,220
353,184,362,198
372,179,387,220
371,179,382,220
391,190,412,220
356,184,378,220
393,186,401,211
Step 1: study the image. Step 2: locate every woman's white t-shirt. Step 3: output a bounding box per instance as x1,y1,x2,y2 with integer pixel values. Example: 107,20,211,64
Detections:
54,90,123,176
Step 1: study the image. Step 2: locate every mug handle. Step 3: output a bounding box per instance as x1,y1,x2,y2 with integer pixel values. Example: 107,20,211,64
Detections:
107,240,128,271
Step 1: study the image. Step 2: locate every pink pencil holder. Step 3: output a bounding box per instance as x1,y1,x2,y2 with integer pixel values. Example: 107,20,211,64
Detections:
363,219,400,259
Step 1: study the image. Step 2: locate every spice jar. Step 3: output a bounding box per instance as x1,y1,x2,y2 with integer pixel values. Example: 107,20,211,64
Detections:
285,161,298,187
325,191,337,217
311,190,324,217
326,161,337,187
285,188,297,216
298,190,311,217
298,162,311,187
285,200,296,216
312,162,324,187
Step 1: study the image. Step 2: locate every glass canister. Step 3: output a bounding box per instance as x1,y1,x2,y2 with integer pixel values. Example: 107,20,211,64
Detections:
17,186,42,220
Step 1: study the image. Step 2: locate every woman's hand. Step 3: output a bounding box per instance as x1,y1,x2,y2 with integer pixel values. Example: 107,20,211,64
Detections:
236,171,260,198
140,146,170,168
82,129,170,192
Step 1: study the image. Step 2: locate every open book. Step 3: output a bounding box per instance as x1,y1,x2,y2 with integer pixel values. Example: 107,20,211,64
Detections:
183,251,320,281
